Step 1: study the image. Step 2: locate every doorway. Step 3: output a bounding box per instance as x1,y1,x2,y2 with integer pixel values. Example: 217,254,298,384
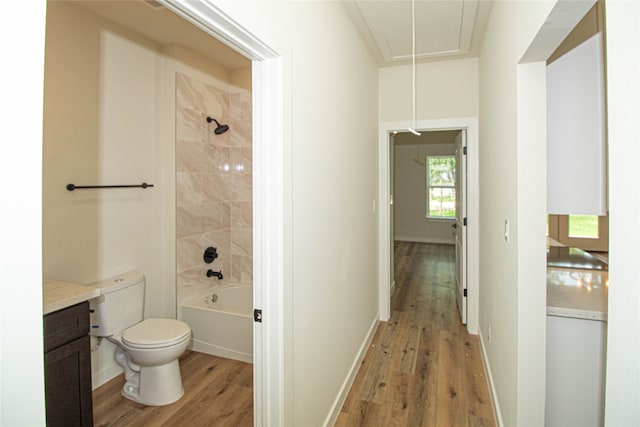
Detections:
378,118,479,334
391,129,468,324
41,0,285,425
161,3,285,425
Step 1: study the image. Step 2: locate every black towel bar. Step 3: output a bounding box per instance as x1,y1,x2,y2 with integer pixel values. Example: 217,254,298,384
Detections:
66,183,154,191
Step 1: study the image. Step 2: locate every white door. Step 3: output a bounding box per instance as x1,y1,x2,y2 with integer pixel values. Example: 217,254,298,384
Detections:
454,131,467,324
389,135,395,292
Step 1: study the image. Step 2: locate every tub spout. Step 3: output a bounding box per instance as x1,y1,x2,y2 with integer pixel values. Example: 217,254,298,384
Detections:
207,269,223,280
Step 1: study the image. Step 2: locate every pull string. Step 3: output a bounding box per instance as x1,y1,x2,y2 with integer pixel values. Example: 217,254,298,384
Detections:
412,0,416,126
409,0,421,136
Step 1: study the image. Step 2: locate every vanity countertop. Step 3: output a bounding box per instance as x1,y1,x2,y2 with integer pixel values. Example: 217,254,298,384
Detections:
547,267,608,321
43,280,100,315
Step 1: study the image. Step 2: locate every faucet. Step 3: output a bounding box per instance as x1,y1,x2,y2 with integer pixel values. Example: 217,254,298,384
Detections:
206,269,223,280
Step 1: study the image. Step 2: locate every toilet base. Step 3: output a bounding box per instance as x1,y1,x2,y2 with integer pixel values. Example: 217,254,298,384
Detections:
121,359,184,406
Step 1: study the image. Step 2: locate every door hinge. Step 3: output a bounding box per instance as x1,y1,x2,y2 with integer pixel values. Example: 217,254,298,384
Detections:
463,146,467,155
463,217,467,226
463,289,468,297
254,309,262,323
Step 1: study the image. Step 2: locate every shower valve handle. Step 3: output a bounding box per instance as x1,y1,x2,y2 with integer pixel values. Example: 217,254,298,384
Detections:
207,269,223,280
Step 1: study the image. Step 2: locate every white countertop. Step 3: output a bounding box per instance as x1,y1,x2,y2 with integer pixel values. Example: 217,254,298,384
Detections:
547,267,608,321
43,280,101,315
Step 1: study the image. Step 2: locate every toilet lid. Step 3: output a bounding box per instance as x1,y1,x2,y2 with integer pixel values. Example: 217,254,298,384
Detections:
122,319,191,349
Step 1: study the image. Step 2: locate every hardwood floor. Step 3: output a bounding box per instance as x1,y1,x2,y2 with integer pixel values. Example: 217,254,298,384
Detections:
93,242,493,426
92,351,253,426
337,242,495,427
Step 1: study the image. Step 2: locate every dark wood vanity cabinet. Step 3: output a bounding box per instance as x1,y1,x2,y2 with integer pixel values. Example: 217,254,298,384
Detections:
44,301,93,426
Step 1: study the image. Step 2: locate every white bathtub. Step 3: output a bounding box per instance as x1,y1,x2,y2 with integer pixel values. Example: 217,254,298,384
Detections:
180,285,253,364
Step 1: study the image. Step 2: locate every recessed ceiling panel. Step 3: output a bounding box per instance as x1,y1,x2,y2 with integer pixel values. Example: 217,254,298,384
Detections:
353,0,479,63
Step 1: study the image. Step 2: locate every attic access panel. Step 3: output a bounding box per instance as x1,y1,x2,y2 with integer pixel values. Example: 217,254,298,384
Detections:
354,0,478,62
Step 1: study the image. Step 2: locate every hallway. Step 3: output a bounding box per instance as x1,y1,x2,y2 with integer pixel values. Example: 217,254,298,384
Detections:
337,242,495,426
91,241,493,426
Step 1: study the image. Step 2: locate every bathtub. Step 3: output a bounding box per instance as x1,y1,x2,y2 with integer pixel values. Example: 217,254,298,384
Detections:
180,285,253,364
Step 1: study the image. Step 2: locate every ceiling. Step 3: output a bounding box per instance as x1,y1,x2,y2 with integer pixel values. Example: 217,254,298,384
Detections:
69,0,490,70
68,0,250,71
344,0,492,66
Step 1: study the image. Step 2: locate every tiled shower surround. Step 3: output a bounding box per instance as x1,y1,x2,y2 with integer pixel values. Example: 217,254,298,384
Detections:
175,72,252,305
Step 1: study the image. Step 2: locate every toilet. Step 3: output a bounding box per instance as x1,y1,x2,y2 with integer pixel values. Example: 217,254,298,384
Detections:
89,272,191,406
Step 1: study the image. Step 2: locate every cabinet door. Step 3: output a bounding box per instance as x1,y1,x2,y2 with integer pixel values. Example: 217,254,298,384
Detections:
547,33,607,215
44,302,89,353
45,335,93,427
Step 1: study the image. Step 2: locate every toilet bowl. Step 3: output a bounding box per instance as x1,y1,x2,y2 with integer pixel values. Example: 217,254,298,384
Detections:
90,273,192,406
108,319,191,405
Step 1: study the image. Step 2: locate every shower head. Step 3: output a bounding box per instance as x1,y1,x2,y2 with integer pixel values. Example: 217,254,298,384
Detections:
206,116,229,135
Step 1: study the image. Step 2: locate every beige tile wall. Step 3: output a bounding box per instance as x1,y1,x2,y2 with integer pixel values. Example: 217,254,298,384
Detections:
175,72,252,304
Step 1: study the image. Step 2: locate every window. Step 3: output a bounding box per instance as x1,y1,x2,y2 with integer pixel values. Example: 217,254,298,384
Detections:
548,214,608,252
567,215,599,238
426,156,456,218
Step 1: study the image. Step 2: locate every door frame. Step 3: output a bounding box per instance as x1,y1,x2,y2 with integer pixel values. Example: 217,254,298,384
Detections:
455,130,468,325
378,118,479,334
161,1,285,425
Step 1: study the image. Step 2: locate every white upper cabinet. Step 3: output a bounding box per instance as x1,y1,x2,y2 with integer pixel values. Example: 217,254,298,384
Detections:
547,33,607,215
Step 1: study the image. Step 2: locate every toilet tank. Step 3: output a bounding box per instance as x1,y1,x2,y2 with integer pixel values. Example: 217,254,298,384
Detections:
89,272,145,337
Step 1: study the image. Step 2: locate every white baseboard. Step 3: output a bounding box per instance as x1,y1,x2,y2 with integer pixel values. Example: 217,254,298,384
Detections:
394,235,455,245
190,340,253,364
478,329,504,427
323,314,380,427
92,364,123,390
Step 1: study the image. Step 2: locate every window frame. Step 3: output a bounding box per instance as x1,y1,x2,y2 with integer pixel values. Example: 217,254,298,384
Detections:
548,213,609,252
426,155,456,220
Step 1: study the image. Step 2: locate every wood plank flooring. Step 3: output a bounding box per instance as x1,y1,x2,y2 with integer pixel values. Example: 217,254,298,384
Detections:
93,242,494,426
337,242,495,427
92,351,253,426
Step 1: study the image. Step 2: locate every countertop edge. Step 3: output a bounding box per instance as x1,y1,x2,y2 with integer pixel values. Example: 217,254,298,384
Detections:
547,306,608,322
43,281,101,315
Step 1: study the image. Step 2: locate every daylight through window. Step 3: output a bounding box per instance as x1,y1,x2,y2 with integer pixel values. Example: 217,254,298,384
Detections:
427,156,456,218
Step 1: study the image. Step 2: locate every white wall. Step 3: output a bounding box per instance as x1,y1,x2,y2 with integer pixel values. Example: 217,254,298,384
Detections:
0,1,47,425
210,2,379,425
43,3,166,309
379,58,478,121
604,1,640,424
394,142,456,243
477,1,584,425
43,3,170,386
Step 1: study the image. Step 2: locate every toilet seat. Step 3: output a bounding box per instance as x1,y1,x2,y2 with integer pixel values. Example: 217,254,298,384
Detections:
122,319,191,349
